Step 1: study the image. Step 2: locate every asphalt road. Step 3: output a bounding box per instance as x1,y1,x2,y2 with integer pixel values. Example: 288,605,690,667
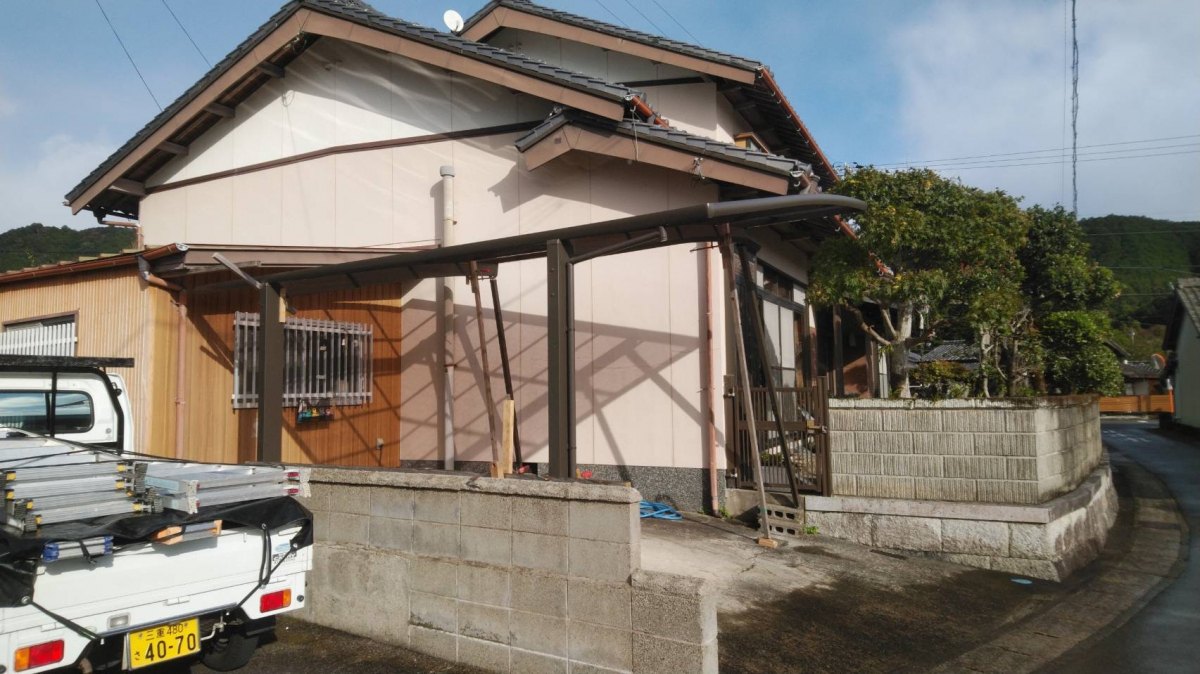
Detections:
1043,420,1199,674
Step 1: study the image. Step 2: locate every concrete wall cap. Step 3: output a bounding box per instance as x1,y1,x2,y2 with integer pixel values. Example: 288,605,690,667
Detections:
307,467,640,503
804,463,1111,525
828,395,1098,411
632,569,715,598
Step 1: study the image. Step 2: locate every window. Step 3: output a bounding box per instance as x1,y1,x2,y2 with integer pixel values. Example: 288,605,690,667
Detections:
755,266,806,388
232,312,373,409
0,391,94,434
0,314,77,356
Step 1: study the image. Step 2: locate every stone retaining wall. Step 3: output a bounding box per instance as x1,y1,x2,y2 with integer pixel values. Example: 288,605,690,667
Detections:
295,467,717,674
828,396,1101,504
804,463,1117,581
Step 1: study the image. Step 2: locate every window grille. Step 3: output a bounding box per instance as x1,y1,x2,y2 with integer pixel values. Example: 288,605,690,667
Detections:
0,316,77,356
232,312,373,409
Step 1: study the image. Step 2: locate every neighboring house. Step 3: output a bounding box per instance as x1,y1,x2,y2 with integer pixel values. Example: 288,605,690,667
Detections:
911,340,981,371
1118,361,1163,396
1,0,857,508
1163,278,1200,430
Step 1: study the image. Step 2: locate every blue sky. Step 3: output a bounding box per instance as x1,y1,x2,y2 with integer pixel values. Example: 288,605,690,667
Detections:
0,0,1197,232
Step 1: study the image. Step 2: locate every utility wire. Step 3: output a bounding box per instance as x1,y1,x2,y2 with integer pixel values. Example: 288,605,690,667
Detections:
592,0,630,28
1084,228,1200,237
1070,0,1080,213
915,142,1200,171
864,134,1200,169
160,0,211,68
94,0,161,111
621,0,670,37
647,0,703,45
928,149,1200,172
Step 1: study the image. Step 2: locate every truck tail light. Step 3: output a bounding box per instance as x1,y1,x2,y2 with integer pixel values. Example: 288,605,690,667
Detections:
14,639,65,671
259,589,292,613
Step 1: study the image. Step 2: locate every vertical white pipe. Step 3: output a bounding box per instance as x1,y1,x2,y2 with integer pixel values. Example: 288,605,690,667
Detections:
440,165,457,471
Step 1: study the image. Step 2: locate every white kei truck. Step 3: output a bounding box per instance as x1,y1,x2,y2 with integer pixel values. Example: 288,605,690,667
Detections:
0,356,313,673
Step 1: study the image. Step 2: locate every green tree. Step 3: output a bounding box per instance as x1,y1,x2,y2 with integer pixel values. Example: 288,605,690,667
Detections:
1039,311,1123,396
810,167,1028,397
0,223,137,272
1001,207,1122,395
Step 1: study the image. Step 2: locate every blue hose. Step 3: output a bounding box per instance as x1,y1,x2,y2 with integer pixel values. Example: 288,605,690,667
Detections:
640,500,682,520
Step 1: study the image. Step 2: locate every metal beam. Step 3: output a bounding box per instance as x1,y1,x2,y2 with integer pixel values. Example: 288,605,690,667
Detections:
468,262,501,469
736,244,802,507
204,103,236,118
256,282,285,463
720,235,772,543
255,61,286,78
547,239,576,478
490,277,522,464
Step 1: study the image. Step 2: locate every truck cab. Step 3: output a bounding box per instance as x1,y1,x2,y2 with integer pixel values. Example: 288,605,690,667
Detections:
0,371,134,453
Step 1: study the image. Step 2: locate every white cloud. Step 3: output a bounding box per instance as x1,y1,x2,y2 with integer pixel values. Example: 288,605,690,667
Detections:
887,0,1200,219
0,133,114,230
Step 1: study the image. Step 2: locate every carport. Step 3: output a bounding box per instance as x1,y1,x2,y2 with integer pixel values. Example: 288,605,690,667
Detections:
237,193,863,496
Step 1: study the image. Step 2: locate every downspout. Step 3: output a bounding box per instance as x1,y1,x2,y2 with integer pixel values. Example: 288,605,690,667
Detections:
440,165,457,471
139,265,188,459
703,245,720,515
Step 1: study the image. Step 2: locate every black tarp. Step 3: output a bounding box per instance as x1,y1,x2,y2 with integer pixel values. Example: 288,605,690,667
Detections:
0,496,311,607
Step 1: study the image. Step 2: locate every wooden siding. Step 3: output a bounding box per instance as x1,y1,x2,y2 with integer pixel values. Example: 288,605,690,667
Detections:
180,277,403,466
0,268,176,455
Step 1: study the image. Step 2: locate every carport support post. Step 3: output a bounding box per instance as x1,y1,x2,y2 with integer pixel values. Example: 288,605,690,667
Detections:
547,239,576,478
256,282,285,463
735,245,802,508
720,235,774,545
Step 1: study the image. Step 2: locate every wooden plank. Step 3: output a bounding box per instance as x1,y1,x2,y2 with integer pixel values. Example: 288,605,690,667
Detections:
500,398,515,476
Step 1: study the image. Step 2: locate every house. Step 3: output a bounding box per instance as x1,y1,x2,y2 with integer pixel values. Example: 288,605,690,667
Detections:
1163,278,1200,429
0,0,860,510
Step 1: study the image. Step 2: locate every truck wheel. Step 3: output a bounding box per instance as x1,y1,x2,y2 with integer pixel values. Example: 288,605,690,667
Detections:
201,630,260,672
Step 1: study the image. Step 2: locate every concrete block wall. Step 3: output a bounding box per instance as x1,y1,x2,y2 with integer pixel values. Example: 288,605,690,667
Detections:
296,468,718,674
804,463,1117,581
827,397,1101,505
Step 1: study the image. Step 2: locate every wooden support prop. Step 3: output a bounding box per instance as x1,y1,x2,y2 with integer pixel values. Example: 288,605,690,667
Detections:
720,232,773,544
489,277,522,464
735,245,802,508
469,262,501,475
500,398,515,476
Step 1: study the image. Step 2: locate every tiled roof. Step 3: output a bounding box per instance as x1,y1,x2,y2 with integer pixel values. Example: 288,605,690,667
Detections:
914,340,980,364
1120,361,1162,380
462,0,763,71
515,110,812,178
67,0,640,206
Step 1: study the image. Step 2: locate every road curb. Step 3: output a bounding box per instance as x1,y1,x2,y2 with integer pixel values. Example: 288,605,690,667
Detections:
928,444,1189,674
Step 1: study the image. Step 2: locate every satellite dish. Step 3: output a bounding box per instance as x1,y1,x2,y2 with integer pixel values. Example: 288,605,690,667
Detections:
443,10,464,33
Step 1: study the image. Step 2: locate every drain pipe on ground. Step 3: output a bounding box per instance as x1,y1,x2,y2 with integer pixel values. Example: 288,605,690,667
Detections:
440,165,457,471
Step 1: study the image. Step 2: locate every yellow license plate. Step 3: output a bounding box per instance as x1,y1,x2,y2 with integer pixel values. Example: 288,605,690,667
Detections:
127,618,200,669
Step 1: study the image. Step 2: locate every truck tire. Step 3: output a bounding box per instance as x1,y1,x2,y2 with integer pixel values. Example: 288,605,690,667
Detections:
201,630,260,672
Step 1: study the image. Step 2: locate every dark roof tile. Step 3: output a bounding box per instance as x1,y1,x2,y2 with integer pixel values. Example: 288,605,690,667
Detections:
462,0,762,71
67,0,640,206
515,110,812,179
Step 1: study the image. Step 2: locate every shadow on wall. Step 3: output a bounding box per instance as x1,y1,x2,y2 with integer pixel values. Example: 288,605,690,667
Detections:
399,279,727,473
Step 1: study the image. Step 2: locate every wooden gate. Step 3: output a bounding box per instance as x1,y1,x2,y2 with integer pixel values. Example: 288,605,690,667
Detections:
731,379,830,495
